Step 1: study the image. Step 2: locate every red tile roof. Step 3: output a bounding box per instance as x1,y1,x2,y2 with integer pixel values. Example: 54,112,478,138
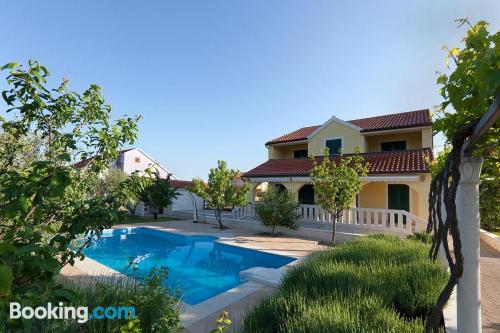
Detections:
170,180,194,188
243,148,432,177
266,109,432,145
349,109,432,132
72,158,93,169
72,148,136,169
266,125,321,145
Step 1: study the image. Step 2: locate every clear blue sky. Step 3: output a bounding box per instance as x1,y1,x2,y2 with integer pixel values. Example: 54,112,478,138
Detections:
1,1,499,179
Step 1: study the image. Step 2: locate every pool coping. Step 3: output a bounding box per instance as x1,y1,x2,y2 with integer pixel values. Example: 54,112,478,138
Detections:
64,225,309,331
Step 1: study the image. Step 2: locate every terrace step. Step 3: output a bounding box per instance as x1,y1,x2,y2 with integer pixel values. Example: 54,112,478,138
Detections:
240,267,284,287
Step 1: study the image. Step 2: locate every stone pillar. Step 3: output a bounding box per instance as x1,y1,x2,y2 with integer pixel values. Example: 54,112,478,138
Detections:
456,156,483,333
247,183,258,203
283,183,304,202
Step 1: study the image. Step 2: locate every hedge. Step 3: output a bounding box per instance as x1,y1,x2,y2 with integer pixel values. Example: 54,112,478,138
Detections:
243,234,448,333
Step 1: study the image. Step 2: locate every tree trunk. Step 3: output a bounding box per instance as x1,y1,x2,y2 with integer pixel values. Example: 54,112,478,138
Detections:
153,207,158,220
215,209,225,230
272,224,276,236
127,201,138,215
331,214,336,245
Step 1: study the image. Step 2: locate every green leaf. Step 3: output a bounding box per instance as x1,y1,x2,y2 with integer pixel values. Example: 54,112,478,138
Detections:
52,288,78,303
0,265,13,295
1,62,20,70
0,242,16,255
38,256,62,273
18,194,28,212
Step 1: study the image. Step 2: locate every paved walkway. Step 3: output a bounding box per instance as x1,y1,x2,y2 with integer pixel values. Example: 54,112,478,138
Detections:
481,239,500,333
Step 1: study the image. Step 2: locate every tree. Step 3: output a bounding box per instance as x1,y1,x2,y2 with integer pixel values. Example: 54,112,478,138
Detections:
255,186,300,236
121,171,151,215
96,168,129,196
425,19,499,332
190,161,249,230
309,148,368,245
0,131,45,170
432,19,500,233
0,60,140,328
479,146,499,231
140,173,178,219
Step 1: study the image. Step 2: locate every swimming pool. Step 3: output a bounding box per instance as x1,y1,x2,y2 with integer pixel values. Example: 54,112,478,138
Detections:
83,227,294,305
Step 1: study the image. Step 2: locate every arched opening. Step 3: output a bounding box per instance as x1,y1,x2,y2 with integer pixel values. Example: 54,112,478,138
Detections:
254,182,268,202
274,183,286,192
298,184,315,205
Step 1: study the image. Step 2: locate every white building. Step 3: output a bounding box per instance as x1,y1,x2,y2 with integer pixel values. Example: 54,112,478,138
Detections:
74,147,204,217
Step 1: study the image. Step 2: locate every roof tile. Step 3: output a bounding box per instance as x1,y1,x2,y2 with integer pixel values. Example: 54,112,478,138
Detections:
170,180,194,188
243,148,432,177
266,109,432,145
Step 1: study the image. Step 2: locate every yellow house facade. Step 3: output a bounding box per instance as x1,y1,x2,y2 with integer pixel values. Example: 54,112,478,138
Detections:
243,109,433,222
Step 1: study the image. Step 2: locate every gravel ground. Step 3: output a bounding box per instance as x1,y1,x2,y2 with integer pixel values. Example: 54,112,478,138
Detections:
481,240,500,333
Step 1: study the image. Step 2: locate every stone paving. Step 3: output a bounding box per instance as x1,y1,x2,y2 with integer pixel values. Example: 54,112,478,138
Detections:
480,239,500,333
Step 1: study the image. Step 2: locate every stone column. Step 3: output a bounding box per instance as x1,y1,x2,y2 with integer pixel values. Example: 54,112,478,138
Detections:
247,183,258,203
456,156,483,333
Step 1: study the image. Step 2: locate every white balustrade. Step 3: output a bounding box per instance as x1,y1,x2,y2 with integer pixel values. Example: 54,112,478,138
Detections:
296,205,427,235
232,203,427,235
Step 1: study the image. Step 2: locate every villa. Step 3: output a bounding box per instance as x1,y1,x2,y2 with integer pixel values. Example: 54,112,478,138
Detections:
242,109,433,225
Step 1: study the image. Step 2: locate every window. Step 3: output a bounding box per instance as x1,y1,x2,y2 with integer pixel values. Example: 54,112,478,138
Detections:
325,138,342,155
381,141,406,152
134,157,141,163
293,149,308,159
388,184,409,211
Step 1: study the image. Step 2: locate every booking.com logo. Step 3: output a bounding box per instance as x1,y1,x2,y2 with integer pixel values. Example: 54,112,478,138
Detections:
9,302,136,323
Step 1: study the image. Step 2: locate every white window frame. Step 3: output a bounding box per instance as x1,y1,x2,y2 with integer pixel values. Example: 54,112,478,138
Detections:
324,137,343,155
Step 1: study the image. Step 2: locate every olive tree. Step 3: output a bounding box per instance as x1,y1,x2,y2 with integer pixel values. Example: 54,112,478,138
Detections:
190,161,249,230
0,60,140,327
96,168,129,196
255,186,300,236
309,147,368,245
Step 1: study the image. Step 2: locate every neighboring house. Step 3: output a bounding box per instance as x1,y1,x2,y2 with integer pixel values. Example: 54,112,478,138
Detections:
243,109,433,221
73,147,204,216
170,180,204,213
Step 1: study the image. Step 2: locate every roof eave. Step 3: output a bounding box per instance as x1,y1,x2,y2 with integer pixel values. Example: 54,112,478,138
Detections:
360,124,433,134
307,116,362,140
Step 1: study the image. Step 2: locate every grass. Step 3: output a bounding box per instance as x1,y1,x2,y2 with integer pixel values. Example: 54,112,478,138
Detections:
121,215,182,224
15,269,181,333
487,228,500,237
243,234,448,333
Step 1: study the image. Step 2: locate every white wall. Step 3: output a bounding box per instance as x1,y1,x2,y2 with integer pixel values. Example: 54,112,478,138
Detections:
117,148,204,216
171,189,205,211
120,148,171,178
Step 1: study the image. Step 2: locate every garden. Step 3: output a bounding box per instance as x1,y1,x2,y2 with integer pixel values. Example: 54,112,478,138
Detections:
243,234,448,333
0,16,497,333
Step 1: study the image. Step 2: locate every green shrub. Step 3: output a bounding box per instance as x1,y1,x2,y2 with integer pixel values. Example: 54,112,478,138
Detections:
255,187,300,235
243,235,448,332
244,291,424,333
12,267,181,333
407,231,433,244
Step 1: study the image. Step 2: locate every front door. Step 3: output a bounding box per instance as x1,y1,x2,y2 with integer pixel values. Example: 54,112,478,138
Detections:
388,184,409,212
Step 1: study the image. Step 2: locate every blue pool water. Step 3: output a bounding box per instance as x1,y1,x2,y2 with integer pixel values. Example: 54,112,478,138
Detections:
83,227,294,305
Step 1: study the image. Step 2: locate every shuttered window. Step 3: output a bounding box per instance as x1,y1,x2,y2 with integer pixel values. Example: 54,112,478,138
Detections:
325,139,342,155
